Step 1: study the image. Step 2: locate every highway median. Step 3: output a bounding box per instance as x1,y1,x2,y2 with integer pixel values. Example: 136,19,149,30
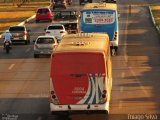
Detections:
0,0,50,37
149,5,160,33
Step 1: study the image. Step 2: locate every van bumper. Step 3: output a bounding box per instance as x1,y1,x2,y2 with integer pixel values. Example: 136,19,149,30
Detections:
50,102,109,112
110,39,118,47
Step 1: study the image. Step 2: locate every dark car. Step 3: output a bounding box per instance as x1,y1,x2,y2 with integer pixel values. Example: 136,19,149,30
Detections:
52,0,67,10
9,25,30,45
53,9,79,33
79,0,92,5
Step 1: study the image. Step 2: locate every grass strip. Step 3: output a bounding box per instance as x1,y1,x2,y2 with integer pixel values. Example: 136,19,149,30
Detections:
0,0,50,34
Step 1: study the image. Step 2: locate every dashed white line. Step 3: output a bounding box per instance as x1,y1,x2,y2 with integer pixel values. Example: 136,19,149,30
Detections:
121,72,125,78
123,5,149,98
8,64,15,70
124,5,129,62
119,100,122,109
128,67,149,97
120,87,124,92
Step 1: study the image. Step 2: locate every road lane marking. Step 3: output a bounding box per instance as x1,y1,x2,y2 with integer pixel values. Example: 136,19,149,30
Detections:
122,5,150,98
119,100,122,109
121,72,125,78
124,5,130,62
120,87,124,92
8,64,15,70
25,48,31,53
128,67,149,97
122,5,149,99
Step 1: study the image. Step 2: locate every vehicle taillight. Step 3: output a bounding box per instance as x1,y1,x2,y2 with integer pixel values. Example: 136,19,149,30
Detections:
50,90,59,104
60,31,64,33
99,89,107,104
53,44,58,49
46,31,50,34
34,44,38,49
102,90,107,98
23,32,26,36
113,32,117,41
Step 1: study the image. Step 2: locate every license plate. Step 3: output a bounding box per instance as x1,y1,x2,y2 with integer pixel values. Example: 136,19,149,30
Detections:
14,37,19,40
5,43,9,45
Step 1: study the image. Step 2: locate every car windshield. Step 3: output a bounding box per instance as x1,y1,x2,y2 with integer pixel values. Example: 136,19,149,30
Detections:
36,38,55,44
9,27,25,31
54,11,77,20
37,9,49,14
48,26,63,30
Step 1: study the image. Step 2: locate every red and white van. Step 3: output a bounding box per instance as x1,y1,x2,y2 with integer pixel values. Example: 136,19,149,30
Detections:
50,33,112,114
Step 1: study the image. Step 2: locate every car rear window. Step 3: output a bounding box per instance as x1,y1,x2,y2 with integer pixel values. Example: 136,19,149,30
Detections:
37,8,49,14
36,38,55,44
9,26,25,31
48,26,63,30
54,11,77,19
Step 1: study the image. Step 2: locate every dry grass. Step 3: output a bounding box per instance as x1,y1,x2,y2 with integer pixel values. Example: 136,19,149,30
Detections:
0,1,50,33
151,5,160,31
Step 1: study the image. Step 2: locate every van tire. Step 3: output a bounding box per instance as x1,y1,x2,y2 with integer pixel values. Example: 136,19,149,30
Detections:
36,20,39,23
25,40,28,45
34,54,39,58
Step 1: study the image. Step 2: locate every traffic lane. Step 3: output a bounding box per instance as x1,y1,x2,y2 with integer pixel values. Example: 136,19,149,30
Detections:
110,3,160,115
0,58,50,112
126,5,160,113
119,0,160,4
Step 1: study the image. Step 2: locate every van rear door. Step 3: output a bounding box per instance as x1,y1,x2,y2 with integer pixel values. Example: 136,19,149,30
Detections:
50,52,106,105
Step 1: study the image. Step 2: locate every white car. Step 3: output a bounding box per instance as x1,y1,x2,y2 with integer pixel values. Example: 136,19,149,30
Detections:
45,24,67,43
33,36,58,58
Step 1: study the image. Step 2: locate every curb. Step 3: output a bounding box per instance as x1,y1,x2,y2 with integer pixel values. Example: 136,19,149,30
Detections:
0,14,35,39
148,6,160,33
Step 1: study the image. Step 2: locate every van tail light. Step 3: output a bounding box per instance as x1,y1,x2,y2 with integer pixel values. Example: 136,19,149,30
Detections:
113,32,117,41
23,32,26,36
34,44,38,49
60,31,64,34
46,31,50,34
99,89,107,104
53,44,58,49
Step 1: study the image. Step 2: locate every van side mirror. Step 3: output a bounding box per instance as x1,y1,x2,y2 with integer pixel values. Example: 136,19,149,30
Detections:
44,28,46,31
27,29,31,32
33,40,36,42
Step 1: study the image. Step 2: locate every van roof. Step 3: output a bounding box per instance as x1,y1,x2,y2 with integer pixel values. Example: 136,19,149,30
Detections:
55,33,109,54
83,3,117,11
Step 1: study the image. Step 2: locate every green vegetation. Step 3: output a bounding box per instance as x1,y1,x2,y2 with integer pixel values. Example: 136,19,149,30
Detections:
0,0,50,34
150,5,160,32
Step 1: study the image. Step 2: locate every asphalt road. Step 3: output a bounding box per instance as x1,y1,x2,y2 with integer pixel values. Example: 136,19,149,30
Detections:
0,0,160,120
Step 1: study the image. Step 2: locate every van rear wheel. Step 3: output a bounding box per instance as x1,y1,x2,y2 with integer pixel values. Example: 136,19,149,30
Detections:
111,48,116,56
34,54,39,58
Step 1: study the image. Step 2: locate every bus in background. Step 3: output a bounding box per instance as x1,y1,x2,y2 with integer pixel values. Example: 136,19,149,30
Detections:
80,3,119,55
50,33,112,115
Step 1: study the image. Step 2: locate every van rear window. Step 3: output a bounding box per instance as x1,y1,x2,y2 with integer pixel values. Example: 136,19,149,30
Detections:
51,53,105,75
37,9,49,14
48,26,63,30
36,38,55,44
9,26,25,31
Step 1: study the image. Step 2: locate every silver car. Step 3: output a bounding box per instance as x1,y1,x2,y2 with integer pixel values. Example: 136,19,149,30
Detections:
33,36,58,58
